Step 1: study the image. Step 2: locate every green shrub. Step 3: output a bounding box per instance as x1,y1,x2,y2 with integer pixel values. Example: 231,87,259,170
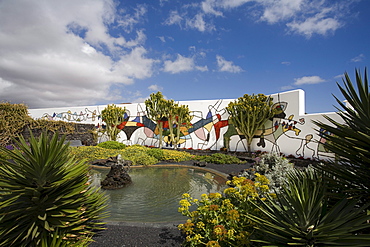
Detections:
121,145,158,166
178,174,271,246
161,149,195,162
97,140,126,149
0,132,108,247
240,152,295,192
197,153,243,164
69,145,158,166
146,148,165,160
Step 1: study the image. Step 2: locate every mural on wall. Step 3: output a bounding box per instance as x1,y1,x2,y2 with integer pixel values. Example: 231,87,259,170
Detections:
41,108,100,122
30,90,337,160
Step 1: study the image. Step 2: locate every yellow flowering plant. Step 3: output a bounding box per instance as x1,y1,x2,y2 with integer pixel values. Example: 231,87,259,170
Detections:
178,174,271,247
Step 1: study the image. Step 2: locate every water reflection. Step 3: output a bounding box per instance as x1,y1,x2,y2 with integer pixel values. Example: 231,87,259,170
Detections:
90,166,227,223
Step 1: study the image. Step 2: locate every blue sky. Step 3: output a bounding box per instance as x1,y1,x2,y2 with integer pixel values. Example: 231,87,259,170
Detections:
0,0,369,113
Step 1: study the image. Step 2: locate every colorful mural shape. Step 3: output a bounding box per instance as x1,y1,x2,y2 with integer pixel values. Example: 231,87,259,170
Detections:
187,100,229,150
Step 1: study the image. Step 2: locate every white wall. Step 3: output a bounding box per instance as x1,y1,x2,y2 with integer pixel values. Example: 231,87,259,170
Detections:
28,89,342,160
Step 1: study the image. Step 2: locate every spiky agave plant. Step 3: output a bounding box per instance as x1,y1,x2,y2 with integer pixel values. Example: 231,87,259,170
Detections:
248,168,370,246
313,68,370,201
0,132,108,247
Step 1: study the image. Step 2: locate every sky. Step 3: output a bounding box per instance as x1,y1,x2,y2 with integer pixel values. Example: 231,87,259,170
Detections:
0,0,369,113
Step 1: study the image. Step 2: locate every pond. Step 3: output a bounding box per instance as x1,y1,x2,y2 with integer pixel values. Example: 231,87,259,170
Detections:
90,166,227,223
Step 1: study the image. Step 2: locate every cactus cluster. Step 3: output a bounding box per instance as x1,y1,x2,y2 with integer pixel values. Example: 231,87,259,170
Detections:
100,104,126,141
166,101,191,149
226,94,276,153
145,92,168,148
145,92,191,149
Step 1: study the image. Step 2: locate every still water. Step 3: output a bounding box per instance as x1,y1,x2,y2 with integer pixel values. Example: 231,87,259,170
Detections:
90,166,227,223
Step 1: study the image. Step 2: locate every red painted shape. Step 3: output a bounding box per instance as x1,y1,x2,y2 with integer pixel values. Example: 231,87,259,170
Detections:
213,118,229,140
116,122,127,130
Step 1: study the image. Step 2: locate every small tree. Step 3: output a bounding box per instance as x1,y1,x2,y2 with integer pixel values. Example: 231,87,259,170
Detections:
145,92,168,148
101,104,126,141
226,93,275,153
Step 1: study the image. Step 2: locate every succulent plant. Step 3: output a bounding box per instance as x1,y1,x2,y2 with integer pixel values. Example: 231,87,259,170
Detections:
0,132,108,247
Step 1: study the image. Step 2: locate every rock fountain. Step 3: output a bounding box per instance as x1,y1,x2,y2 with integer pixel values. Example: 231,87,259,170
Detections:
101,155,132,190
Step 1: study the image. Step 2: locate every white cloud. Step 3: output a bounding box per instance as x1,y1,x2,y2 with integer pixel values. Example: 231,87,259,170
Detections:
169,0,353,37
158,36,166,42
165,8,215,32
351,54,365,63
202,0,223,16
220,0,252,9
112,47,158,82
163,54,196,74
294,76,325,85
0,0,156,108
201,0,252,14
148,84,163,91
117,4,147,33
164,10,183,26
216,55,243,73
281,61,291,65
163,54,208,74
287,11,342,38
160,0,170,6
196,65,209,72
106,29,147,49
260,0,303,24
259,1,348,38
186,13,215,32
81,43,97,56
189,46,196,51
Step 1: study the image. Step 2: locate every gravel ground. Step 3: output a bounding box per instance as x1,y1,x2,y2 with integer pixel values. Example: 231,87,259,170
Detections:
90,161,252,247
90,222,184,247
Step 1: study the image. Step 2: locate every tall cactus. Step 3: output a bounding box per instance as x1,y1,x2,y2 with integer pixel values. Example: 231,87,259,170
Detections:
101,104,126,141
226,93,275,153
145,92,168,148
165,99,177,148
166,101,191,149
172,104,191,149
